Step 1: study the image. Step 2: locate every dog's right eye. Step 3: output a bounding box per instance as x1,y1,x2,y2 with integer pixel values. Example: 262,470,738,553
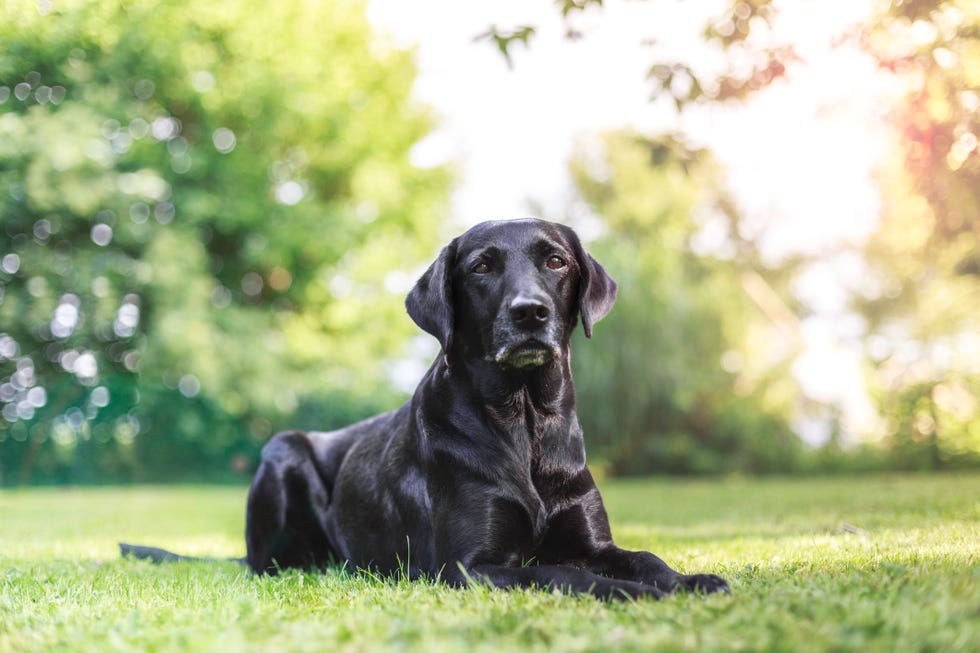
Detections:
472,261,491,274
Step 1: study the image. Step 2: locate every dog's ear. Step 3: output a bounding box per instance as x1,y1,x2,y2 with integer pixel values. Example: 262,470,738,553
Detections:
564,227,617,338
405,240,457,352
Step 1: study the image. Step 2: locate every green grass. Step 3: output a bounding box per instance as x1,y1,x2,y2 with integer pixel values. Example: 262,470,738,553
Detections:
1,474,978,652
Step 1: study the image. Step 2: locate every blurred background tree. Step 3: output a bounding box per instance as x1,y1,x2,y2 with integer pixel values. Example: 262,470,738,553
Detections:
492,0,979,472
661,0,980,470
1,0,977,485
0,0,450,484
854,1,980,467
568,132,803,474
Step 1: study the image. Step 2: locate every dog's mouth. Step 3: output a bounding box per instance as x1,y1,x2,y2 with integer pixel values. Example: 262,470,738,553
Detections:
492,340,559,369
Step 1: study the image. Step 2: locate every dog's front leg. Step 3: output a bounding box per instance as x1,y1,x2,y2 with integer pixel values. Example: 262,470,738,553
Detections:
429,490,666,601
446,562,666,601
587,546,729,594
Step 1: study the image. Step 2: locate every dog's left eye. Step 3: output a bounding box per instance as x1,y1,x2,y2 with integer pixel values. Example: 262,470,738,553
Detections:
546,255,566,270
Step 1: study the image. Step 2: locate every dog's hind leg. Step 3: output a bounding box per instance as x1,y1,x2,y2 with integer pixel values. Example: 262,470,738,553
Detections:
245,431,338,574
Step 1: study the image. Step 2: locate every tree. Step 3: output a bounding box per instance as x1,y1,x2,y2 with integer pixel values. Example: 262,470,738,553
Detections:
568,132,801,474
488,0,980,469
0,0,451,484
853,0,980,466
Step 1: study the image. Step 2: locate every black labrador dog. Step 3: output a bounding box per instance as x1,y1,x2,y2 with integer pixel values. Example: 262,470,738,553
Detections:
124,218,728,600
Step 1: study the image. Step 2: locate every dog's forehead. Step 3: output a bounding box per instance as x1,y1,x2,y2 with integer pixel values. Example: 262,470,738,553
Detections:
455,219,570,257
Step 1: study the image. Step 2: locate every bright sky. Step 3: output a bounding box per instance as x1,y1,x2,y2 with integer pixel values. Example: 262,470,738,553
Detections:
367,0,898,442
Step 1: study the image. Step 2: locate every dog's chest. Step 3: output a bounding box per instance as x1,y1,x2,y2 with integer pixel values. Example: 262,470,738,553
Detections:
496,413,583,533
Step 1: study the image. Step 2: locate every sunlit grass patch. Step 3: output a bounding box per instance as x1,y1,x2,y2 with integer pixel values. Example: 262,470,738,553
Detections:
1,474,978,652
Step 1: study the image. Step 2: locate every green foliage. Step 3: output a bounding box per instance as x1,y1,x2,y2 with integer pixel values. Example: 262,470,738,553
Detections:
479,0,788,108
853,1,980,466
2,474,978,652
569,133,801,475
0,0,451,484
473,26,537,69
518,0,980,470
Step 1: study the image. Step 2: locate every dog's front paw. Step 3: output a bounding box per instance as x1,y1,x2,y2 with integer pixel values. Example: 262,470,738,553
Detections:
679,573,729,595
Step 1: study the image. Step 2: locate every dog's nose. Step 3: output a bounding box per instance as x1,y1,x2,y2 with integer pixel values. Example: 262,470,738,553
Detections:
509,297,550,330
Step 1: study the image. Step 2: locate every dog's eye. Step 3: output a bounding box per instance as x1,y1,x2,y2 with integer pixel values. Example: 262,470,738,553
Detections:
472,261,491,274
546,255,566,270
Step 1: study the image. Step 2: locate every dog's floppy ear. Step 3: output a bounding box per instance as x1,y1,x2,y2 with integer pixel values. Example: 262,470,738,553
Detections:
405,240,457,352
564,227,617,338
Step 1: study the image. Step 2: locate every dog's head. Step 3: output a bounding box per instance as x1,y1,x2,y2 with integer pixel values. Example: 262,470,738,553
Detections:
405,219,617,369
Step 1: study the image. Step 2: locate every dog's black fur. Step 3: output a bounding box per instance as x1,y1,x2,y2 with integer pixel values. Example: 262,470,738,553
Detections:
122,218,728,600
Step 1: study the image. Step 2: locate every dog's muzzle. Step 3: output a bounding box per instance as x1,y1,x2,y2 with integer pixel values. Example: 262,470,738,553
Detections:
490,292,560,368
492,339,559,368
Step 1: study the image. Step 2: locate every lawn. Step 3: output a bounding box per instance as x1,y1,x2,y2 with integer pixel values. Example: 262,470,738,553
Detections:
1,474,978,652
